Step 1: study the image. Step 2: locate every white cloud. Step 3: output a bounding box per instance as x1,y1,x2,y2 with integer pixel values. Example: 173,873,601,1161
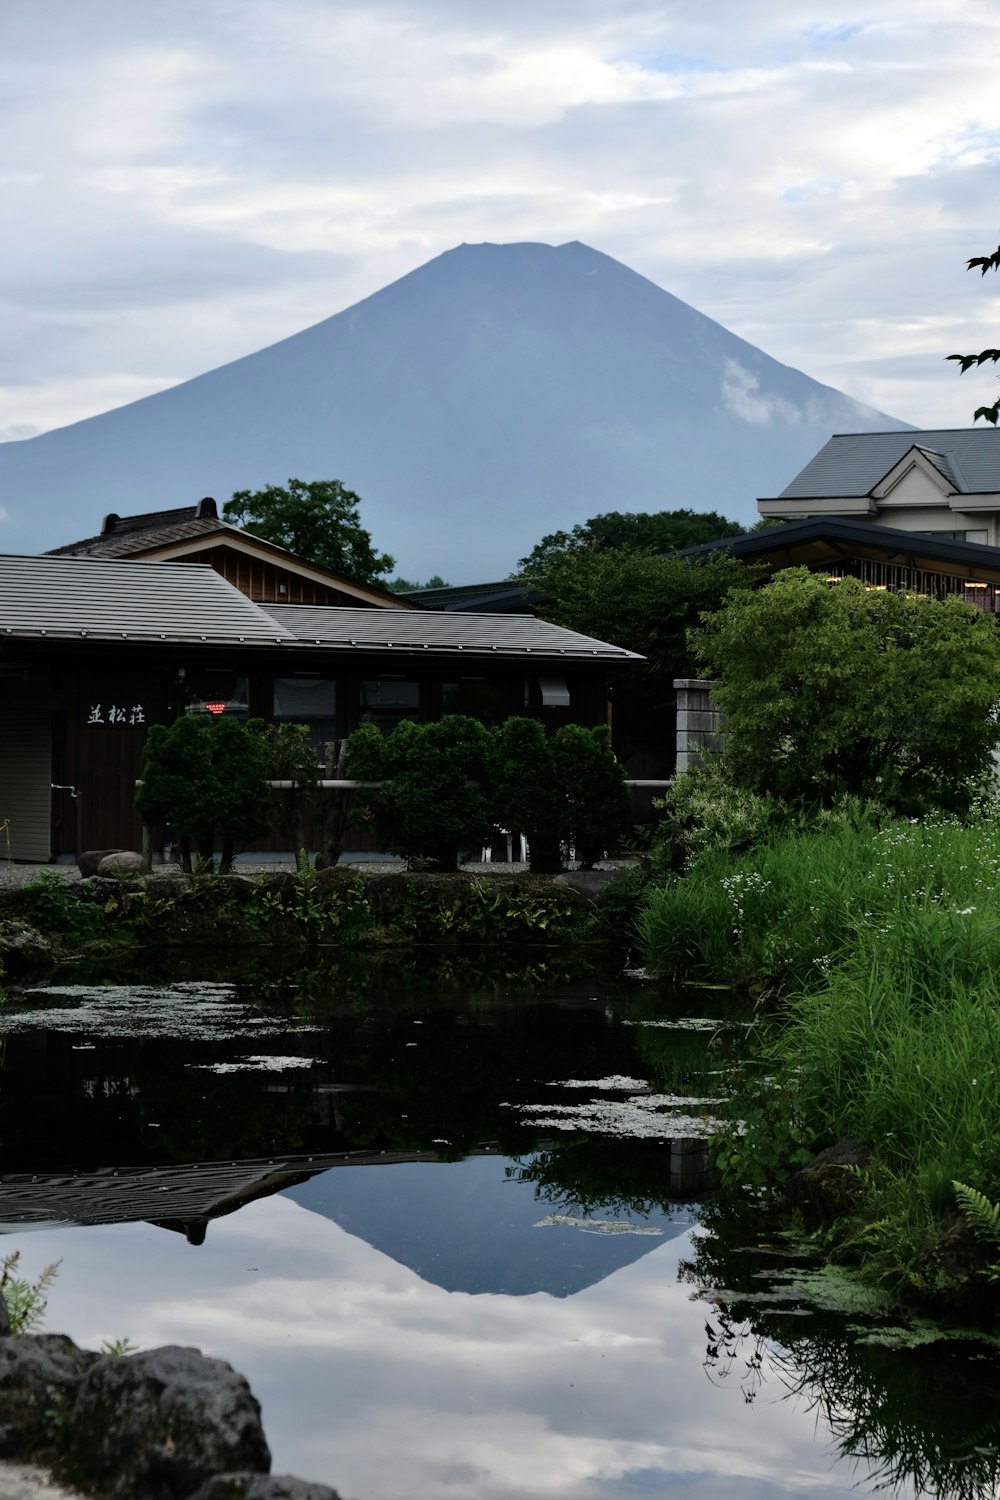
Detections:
721,360,802,426
1,0,999,432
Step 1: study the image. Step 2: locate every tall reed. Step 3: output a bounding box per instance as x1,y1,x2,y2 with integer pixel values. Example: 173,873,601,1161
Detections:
637,816,1000,996
641,814,1000,1297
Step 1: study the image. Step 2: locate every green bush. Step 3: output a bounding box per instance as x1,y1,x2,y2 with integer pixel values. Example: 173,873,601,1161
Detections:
692,567,1000,817
136,715,272,873
553,723,632,868
494,718,565,873
355,715,496,871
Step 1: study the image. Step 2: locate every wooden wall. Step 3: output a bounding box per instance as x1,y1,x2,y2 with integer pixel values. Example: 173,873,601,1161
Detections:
206,549,380,608
0,674,52,861
55,667,170,856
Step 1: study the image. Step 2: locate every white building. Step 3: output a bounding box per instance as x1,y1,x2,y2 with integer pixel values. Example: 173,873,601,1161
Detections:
757,429,1000,547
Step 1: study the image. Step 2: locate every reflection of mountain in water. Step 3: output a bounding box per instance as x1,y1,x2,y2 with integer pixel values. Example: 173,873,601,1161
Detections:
283,1154,695,1297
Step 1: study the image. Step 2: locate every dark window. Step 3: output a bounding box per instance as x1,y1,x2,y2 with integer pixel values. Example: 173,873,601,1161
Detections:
183,672,249,719
442,681,502,724
273,677,337,752
360,680,420,735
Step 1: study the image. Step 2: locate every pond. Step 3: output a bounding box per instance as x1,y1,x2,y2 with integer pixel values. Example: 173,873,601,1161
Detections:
1,960,999,1500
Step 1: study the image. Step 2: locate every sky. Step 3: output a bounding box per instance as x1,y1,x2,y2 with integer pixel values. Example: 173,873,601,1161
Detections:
1,0,999,444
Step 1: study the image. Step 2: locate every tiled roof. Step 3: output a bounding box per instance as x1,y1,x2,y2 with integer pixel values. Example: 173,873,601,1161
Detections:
264,604,642,661
0,555,294,644
46,514,419,610
48,516,253,559
775,429,1000,499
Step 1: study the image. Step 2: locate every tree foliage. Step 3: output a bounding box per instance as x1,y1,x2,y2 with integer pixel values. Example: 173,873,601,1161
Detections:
692,568,1000,816
518,509,744,571
223,478,395,583
554,724,632,869
531,548,762,683
347,715,631,872
494,718,565,873
386,574,449,593
136,716,273,872
351,715,497,872
947,245,1000,425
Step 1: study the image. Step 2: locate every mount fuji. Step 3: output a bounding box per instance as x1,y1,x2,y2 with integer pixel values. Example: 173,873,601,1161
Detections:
0,240,910,580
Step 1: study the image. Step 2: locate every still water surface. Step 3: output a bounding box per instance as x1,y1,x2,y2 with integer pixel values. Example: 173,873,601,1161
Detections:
0,961,997,1499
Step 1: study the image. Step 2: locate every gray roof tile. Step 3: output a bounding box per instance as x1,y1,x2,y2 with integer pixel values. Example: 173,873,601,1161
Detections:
48,516,255,559
264,604,642,661
776,429,1000,499
0,555,294,644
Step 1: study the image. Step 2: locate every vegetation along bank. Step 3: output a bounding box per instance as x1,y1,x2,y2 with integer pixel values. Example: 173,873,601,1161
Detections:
0,864,635,982
634,566,1000,1322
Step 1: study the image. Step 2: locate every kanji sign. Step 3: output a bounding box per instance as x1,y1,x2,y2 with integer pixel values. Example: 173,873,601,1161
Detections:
87,704,145,726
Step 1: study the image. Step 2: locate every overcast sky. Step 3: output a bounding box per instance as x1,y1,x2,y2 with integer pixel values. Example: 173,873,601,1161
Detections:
2,0,999,444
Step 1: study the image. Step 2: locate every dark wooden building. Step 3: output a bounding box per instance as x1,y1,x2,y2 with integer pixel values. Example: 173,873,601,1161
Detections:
0,554,641,861
682,515,1000,610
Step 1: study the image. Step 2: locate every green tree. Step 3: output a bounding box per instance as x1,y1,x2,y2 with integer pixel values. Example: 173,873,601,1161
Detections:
136,716,272,872
947,245,1000,425
494,718,566,874
531,549,761,683
386,574,449,593
350,715,496,871
518,509,743,571
223,478,395,583
553,724,631,869
692,567,1000,816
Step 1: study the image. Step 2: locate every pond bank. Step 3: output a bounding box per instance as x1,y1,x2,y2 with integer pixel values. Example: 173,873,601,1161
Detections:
0,865,640,979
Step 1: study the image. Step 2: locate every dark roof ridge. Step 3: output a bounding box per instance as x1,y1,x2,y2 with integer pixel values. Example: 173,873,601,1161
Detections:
681,515,1000,571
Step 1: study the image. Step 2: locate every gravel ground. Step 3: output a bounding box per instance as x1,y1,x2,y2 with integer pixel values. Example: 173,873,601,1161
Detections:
0,857,631,889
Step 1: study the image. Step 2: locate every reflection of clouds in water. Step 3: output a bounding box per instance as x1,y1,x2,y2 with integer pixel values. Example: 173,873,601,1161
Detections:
29,1199,897,1500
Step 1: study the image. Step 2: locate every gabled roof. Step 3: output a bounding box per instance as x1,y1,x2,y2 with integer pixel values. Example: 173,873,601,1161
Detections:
0,556,642,662
773,429,1000,500
49,514,236,558
48,498,224,557
263,604,642,662
47,499,418,610
0,555,294,644
682,516,1000,584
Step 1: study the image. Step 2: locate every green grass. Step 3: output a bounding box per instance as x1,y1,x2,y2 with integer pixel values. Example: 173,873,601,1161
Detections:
637,817,1000,1305
636,815,1000,995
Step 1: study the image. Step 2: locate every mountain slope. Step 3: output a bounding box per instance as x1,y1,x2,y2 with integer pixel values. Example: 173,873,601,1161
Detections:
0,241,910,579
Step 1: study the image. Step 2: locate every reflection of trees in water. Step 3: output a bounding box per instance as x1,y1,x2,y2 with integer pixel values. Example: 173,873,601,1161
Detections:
65,949,618,1007
681,1200,1000,1500
508,1137,711,1217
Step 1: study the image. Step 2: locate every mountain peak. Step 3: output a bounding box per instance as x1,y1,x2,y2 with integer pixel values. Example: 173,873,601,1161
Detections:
0,242,910,580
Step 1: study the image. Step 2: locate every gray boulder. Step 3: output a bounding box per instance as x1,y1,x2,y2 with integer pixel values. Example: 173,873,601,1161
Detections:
96,851,145,877
77,849,125,877
190,1477,343,1500
0,922,53,979
67,1345,270,1498
0,1335,98,1457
